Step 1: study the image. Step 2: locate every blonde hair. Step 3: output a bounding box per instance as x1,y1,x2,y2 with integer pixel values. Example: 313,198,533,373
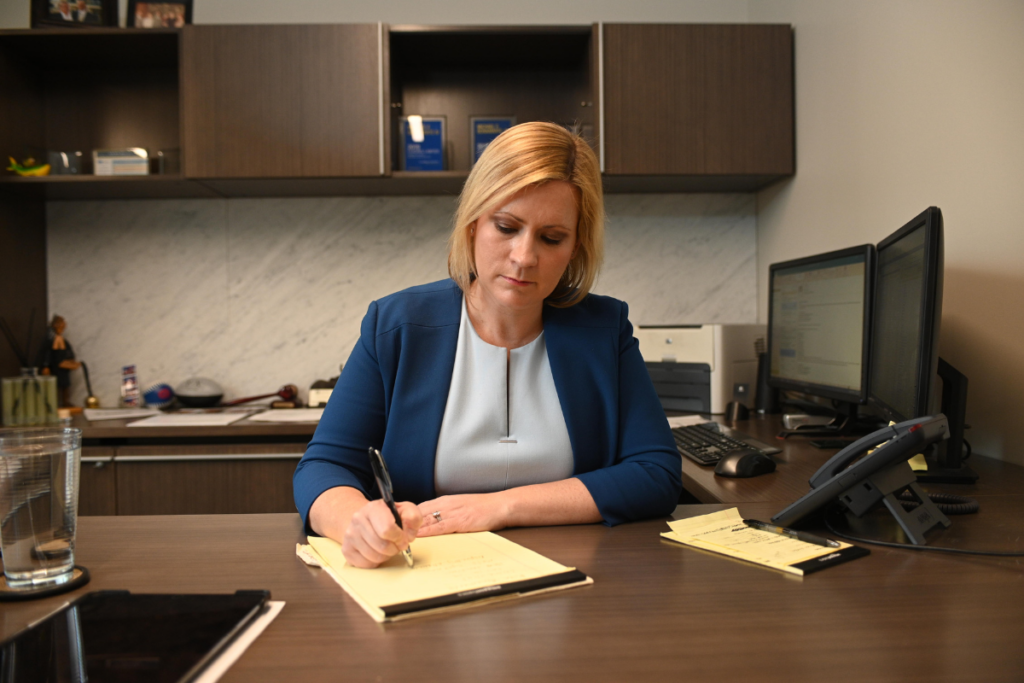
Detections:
447,121,604,307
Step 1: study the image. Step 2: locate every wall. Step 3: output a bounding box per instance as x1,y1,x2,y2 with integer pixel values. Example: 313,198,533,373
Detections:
47,195,756,406
750,0,1024,464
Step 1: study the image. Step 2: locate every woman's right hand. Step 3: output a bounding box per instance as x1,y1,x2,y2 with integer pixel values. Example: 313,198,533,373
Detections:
342,500,423,568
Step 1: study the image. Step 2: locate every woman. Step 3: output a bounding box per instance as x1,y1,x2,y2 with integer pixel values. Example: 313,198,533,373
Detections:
293,122,681,568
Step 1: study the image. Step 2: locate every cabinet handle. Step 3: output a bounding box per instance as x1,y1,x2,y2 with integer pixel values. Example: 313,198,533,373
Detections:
82,455,114,463
598,21,605,173
116,453,304,463
378,21,385,176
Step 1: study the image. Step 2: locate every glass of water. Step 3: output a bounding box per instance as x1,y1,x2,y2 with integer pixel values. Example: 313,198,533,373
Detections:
0,427,81,589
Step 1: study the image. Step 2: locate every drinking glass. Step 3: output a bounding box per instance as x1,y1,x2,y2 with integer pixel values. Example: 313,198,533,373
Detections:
0,427,81,589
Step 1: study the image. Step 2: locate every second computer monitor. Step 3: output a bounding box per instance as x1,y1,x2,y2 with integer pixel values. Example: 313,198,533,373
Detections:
768,245,875,404
867,207,944,423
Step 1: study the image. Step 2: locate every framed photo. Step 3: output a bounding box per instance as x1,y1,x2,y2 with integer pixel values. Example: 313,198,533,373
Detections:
32,0,116,28
127,0,193,28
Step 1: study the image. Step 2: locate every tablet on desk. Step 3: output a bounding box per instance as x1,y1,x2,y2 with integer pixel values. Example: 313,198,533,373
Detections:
0,590,270,682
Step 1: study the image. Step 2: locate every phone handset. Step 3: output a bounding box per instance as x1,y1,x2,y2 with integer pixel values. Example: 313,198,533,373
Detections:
808,415,949,489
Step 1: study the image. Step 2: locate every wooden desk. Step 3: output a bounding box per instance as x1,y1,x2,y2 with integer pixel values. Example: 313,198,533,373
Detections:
3,510,1023,682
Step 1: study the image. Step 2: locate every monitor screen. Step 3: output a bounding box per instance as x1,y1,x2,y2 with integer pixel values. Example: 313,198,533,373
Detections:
768,245,874,404
868,207,944,422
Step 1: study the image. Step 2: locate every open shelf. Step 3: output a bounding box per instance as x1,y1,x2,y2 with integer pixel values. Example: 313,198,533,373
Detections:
389,26,596,174
0,28,181,186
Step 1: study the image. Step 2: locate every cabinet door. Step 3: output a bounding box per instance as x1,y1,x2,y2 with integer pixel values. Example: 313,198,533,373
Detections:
603,24,793,176
115,444,305,515
182,24,382,178
80,447,117,516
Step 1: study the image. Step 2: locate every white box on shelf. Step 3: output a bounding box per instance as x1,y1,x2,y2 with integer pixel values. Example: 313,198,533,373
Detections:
93,148,149,176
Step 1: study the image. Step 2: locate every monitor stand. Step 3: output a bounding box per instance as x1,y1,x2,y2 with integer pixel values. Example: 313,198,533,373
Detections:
776,401,881,440
916,358,979,484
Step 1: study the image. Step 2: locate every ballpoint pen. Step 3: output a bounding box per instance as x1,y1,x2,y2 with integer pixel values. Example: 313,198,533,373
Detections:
743,519,841,548
368,447,415,568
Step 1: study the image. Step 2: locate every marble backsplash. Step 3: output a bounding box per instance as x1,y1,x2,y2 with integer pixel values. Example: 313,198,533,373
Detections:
46,193,756,407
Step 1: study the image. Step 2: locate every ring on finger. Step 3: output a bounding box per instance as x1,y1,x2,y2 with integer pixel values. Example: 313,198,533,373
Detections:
433,511,442,522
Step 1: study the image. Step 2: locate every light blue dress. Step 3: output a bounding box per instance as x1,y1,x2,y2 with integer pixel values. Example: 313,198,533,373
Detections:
434,297,574,494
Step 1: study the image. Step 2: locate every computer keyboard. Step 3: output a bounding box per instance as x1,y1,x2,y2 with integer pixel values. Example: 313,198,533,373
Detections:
671,422,777,466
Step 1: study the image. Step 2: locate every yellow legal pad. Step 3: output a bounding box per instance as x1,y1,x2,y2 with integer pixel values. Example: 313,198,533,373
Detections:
661,508,868,576
298,532,592,622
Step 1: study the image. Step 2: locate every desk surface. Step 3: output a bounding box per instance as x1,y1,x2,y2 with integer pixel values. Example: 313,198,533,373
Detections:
682,415,1024,506
2,507,1023,683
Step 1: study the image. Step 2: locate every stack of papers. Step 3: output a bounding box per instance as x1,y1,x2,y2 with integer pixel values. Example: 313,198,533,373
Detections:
126,412,251,428
662,508,868,576
84,408,160,421
248,408,324,423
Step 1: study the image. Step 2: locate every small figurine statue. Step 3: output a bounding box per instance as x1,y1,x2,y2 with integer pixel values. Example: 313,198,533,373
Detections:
38,315,82,408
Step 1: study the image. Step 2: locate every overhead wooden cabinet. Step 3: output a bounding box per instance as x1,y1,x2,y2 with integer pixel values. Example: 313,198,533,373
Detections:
182,24,383,179
602,24,793,182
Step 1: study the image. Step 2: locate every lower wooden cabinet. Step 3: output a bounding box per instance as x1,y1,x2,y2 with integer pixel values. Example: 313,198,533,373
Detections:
80,447,117,516
78,443,306,516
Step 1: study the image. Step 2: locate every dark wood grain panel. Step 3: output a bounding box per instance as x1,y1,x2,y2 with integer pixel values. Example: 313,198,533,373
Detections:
79,446,116,516
182,25,303,178
182,24,380,179
0,196,46,383
298,24,380,176
114,442,304,515
0,40,46,168
704,24,794,175
603,24,706,175
43,69,180,163
603,24,794,178
2,509,1022,682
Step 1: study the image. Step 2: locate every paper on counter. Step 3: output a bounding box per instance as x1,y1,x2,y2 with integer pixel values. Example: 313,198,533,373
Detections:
84,408,160,421
667,414,710,429
194,601,285,683
247,408,324,423
662,508,851,576
126,412,250,427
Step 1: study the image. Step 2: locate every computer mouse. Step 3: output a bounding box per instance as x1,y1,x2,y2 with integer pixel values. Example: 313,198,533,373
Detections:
714,450,777,478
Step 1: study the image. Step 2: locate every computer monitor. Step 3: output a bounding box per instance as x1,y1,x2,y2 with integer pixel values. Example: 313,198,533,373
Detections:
767,245,875,423
868,206,976,482
867,207,943,422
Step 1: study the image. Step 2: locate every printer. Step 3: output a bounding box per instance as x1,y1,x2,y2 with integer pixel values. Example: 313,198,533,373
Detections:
636,324,766,414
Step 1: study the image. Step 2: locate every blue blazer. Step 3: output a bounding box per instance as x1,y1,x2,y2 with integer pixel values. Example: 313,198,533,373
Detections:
293,279,681,530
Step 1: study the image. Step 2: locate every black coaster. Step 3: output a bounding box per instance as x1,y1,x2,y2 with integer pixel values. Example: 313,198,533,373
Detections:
0,566,90,601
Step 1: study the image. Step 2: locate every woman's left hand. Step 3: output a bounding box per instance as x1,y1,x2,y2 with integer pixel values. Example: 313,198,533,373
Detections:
416,493,510,537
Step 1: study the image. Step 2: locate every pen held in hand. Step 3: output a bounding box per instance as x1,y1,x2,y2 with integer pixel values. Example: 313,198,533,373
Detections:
368,447,415,568
743,519,841,548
